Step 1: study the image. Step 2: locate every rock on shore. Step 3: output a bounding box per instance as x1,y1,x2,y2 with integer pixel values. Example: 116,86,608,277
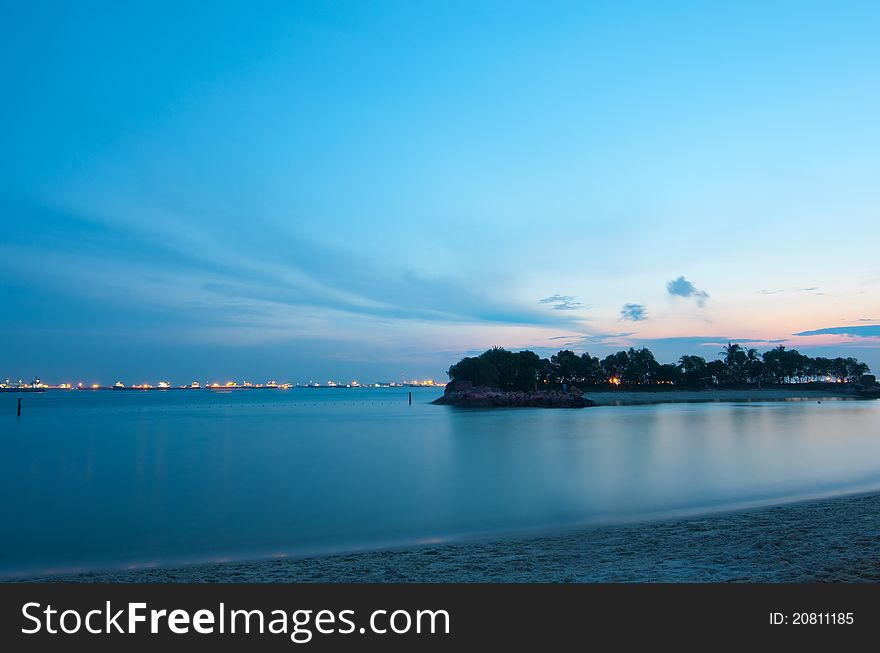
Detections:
432,380,595,408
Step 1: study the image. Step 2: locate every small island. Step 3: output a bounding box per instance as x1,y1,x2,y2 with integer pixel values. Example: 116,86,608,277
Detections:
433,344,878,408
434,379,595,408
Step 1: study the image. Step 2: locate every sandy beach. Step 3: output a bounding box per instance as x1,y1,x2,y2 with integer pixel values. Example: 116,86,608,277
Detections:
36,491,880,583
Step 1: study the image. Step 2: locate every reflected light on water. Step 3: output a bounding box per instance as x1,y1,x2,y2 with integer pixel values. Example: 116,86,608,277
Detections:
2,388,879,578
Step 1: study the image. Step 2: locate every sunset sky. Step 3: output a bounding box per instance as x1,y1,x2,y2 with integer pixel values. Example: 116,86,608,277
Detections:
2,1,879,382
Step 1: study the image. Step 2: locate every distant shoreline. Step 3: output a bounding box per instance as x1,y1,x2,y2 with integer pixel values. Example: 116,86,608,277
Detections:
32,490,880,583
433,384,876,408
0,384,443,392
584,387,871,406
4,385,875,404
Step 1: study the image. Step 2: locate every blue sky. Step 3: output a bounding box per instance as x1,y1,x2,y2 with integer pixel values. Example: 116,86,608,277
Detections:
2,1,879,383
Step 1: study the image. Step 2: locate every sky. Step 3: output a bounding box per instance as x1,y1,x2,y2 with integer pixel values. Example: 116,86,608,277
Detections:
2,0,879,384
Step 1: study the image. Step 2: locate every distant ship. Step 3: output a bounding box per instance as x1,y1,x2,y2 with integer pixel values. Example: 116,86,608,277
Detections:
112,382,154,390
1,378,48,392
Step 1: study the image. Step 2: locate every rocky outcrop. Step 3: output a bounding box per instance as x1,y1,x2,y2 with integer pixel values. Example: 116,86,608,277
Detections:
432,382,595,408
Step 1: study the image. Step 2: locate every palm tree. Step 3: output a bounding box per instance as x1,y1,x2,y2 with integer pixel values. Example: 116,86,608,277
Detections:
677,355,708,386
720,342,743,365
719,342,746,384
744,348,763,385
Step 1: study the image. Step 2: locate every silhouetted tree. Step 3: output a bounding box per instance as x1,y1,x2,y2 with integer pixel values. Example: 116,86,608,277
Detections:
448,356,499,387
512,350,542,390
809,357,833,381
720,342,747,383
762,346,787,383
678,355,708,386
551,350,582,386
744,348,765,384
478,346,516,388
624,347,659,384
579,352,604,384
655,363,682,384
446,346,870,389
601,351,629,382
706,360,728,385
845,357,869,382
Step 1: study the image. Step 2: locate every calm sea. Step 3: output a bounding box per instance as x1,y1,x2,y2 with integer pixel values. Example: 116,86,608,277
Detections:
2,388,879,578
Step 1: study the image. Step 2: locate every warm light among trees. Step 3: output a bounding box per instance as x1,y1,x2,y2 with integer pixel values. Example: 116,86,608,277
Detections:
447,344,871,389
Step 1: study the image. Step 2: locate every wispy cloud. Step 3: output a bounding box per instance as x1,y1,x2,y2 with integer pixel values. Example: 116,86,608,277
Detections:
538,294,583,310
620,303,647,322
1,202,590,345
666,276,709,307
638,336,786,349
794,325,880,338
759,286,821,295
548,332,634,344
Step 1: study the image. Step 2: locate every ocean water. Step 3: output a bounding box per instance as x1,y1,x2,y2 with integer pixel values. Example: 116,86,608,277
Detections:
2,388,880,579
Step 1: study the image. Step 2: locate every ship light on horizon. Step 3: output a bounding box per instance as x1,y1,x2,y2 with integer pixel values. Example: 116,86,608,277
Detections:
114,381,125,388
91,384,100,389
158,381,171,389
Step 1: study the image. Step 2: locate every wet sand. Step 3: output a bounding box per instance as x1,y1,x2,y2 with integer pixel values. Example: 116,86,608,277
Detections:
38,492,880,583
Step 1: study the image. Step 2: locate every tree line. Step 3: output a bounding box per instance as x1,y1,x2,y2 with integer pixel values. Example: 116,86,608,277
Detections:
447,343,871,391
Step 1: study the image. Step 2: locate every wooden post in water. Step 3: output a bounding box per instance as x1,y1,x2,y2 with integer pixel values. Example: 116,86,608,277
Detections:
408,391,412,405
17,398,22,416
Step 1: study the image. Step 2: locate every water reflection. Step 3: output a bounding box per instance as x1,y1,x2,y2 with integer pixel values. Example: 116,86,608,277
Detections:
1,389,879,577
